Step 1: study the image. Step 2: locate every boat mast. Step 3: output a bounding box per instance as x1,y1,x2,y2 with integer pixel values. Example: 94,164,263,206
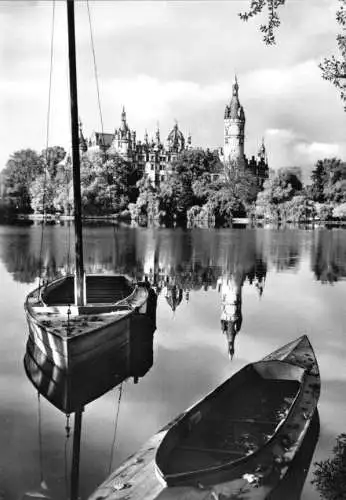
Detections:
67,0,85,306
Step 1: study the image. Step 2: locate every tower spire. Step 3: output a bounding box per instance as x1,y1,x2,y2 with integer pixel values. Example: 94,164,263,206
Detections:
233,74,239,96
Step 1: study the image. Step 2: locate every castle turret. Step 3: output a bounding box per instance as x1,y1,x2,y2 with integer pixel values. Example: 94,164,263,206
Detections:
258,137,266,162
79,119,88,153
155,124,161,147
224,75,246,170
121,106,128,133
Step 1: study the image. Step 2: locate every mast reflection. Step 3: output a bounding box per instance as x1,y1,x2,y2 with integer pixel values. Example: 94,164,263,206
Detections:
23,298,157,500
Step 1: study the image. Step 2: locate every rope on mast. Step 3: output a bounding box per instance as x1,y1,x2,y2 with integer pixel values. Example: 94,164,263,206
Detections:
38,0,56,291
86,0,106,152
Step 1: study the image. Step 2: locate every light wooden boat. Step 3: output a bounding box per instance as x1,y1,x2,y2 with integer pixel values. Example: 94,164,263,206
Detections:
155,335,320,494
25,274,150,370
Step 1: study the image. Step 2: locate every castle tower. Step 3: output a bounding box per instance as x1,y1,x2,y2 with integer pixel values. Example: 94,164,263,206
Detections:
257,137,266,163
78,119,88,153
224,76,246,169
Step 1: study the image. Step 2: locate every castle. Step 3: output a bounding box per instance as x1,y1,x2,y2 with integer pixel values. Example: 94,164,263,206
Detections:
80,76,269,186
80,108,192,186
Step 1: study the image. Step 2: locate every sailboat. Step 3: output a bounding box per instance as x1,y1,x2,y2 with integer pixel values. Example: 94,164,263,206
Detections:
24,1,150,370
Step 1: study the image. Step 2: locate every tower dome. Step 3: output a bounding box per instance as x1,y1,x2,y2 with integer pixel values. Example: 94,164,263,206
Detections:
167,122,185,153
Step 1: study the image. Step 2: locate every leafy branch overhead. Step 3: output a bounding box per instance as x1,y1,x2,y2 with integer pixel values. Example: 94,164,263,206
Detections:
240,0,346,108
238,0,286,46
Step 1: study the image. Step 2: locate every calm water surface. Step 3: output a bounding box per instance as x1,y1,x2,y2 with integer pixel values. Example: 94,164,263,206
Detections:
0,224,346,499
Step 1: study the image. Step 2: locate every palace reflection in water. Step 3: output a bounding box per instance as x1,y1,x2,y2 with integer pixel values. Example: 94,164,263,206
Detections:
1,224,346,499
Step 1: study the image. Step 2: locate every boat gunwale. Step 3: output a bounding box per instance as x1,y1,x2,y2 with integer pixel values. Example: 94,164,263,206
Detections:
38,273,139,307
155,336,320,486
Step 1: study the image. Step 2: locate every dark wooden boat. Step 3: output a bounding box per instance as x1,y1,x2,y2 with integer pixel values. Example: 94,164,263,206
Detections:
155,335,320,495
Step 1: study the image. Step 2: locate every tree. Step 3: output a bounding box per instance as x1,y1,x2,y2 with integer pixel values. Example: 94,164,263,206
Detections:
158,148,221,223
239,0,286,45
333,201,346,219
2,149,44,211
284,194,316,222
311,160,329,203
240,0,346,107
312,433,346,499
80,152,139,215
256,167,303,220
40,146,66,178
30,174,56,214
310,158,346,204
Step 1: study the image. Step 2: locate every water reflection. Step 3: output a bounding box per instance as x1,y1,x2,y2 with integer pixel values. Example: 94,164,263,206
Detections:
312,230,346,283
217,256,266,359
23,312,156,500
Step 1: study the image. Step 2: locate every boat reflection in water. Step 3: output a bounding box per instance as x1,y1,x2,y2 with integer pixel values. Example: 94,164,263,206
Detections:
23,289,157,500
267,410,320,500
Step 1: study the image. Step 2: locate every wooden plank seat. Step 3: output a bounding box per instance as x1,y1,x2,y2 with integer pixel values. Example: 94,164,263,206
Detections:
203,417,278,426
42,276,134,306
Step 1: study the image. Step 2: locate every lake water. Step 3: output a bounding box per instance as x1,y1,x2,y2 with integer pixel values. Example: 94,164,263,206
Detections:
1,223,346,500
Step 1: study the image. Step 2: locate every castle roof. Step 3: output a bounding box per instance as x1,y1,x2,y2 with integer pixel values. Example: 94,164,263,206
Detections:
225,76,245,121
167,122,185,152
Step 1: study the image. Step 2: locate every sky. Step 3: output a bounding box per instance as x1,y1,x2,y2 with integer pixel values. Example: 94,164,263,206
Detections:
1,0,346,180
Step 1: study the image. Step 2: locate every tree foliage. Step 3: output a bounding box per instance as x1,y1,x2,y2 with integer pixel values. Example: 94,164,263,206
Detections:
239,0,286,45
320,0,346,109
310,158,346,204
240,0,346,108
256,167,303,220
312,433,346,500
2,149,44,211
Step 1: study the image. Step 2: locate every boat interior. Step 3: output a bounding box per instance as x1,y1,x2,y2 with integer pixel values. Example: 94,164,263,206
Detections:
158,362,303,477
42,275,133,306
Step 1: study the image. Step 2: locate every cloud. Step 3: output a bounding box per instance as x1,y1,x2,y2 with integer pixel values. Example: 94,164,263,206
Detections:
263,127,346,171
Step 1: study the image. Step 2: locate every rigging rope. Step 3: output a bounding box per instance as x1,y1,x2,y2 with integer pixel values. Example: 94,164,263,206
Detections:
108,383,123,474
38,0,56,291
37,393,44,484
86,0,105,146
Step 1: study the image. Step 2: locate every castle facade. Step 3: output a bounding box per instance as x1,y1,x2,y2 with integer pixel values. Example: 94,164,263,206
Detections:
80,76,269,187
80,108,191,187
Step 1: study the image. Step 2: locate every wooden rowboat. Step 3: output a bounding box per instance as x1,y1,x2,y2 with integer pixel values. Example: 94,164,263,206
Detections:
25,275,150,370
155,335,320,495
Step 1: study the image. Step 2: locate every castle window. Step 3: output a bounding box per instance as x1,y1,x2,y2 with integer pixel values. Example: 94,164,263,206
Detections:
161,175,165,181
